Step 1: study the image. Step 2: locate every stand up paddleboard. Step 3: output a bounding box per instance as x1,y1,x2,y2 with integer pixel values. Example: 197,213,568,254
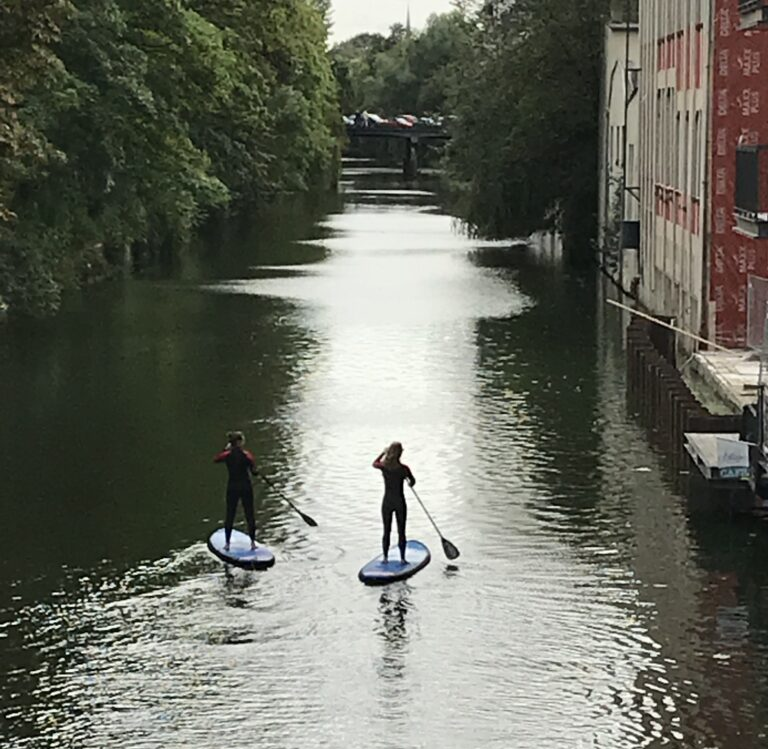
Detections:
358,540,431,586
207,528,275,570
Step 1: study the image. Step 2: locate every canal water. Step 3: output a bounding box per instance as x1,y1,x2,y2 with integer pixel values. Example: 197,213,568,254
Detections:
1,163,768,748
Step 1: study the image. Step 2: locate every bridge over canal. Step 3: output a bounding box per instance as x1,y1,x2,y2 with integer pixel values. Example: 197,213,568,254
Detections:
345,124,451,179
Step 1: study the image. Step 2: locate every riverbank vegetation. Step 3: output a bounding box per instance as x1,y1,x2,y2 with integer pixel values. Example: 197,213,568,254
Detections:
2,0,606,316
0,0,338,316
448,0,606,253
331,0,607,255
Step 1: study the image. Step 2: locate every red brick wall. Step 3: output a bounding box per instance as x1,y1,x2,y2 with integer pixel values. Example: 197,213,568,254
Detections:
711,0,768,346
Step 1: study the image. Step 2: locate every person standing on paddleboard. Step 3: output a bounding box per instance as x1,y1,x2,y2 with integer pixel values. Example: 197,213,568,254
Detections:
373,442,415,564
214,431,257,552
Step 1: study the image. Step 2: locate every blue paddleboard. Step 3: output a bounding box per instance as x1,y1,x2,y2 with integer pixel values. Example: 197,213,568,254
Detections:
207,528,275,570
358,540,431,585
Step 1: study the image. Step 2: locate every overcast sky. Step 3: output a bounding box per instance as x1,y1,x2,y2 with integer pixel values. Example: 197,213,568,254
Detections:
329,0,456,42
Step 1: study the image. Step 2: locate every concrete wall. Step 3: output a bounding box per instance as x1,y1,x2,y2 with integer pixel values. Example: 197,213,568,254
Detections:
638,0,713,349
598,17,641,249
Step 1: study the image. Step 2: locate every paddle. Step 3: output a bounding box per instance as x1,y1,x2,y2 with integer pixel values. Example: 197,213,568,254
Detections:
408,485,460,560
255,471,318,527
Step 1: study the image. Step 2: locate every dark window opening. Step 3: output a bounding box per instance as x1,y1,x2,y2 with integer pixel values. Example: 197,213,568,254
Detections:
609,0,639,26
735,145,768,238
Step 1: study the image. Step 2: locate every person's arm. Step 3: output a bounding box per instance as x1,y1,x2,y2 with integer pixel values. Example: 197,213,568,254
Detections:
213,449,230,463
404,465,415,487
244,449,258,475
373,451,386,469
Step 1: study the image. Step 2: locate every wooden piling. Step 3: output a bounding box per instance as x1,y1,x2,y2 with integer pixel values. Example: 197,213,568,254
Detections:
625,316,742,458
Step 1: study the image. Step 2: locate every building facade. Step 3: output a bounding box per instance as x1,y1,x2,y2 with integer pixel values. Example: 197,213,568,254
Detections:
710,0,768,347
637,0,712,346
598,0,640,281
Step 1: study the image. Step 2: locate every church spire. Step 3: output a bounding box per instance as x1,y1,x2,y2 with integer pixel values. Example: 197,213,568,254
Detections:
406,3,411,36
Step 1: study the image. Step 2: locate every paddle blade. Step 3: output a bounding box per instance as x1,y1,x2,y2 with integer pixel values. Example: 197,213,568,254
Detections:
441,538,460,560
299,511,318,528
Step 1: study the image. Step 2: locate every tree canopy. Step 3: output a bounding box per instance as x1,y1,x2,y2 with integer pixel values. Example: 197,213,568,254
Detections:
447,0,607,251
330,12,472,116
0,0,339,316
330,0,606,255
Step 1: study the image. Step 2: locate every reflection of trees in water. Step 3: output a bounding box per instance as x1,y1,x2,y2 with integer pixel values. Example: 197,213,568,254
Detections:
376,584,412,682
471,247,604,528
0,192,332,582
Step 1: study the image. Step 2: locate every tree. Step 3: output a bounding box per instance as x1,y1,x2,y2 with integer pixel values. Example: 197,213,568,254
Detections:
1,0,340,316
329,12,472,116
447,0,607,254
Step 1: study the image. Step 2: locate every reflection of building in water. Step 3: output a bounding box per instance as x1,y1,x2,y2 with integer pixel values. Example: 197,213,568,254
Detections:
528,231,563,265
596,281,762,744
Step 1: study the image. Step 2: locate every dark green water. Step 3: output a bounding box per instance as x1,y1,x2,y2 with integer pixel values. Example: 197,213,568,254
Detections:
1,164,768,748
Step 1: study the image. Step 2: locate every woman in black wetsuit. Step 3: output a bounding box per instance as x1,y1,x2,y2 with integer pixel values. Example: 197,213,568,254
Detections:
373,442,416,564
214,431,257,551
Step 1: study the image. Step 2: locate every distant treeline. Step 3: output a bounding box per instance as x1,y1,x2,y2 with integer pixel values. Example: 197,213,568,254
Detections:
331,0,608,252
1,0,607,317
0,0,339,316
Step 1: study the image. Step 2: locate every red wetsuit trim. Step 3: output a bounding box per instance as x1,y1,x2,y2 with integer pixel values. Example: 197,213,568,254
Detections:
215,447,255,485
373,455,415,498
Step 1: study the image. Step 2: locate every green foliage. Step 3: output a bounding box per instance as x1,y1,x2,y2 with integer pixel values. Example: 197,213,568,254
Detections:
0,1,70,225
0,0,340,316
330,12,472,115
447,0,608,251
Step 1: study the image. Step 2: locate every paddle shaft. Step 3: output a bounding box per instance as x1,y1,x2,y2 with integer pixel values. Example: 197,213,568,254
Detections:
409,485,442,536
408,485,460,560
255,471,317,526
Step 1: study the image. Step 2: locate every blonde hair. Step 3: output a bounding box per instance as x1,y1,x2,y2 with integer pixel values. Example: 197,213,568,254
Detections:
381,441,403,468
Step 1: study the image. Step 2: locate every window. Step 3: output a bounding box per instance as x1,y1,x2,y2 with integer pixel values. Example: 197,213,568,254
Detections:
684,111,690,198
675,113,681,189
735,145,768,238
609,0,638,25
655,92,663,186
692,113,701,199
739,1,768,27
695,24,703,88
667,92,673,184
608,126,613,170
617,128,622,169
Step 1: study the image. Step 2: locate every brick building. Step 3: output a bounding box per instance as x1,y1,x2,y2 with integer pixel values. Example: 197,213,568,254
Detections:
710,0,768,347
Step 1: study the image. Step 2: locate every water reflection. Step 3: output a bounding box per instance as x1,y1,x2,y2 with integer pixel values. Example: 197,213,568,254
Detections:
220,566,257,610
376,585,411,682
2,167,768,748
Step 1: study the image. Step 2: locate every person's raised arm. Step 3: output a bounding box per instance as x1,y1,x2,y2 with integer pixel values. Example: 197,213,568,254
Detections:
373,450,386,469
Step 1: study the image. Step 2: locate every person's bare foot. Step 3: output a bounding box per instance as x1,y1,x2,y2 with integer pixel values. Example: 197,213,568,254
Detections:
224,543,230,552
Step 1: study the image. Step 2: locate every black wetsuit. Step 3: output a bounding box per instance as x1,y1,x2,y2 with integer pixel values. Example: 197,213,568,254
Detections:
373,455,415,561
214,446,256,543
